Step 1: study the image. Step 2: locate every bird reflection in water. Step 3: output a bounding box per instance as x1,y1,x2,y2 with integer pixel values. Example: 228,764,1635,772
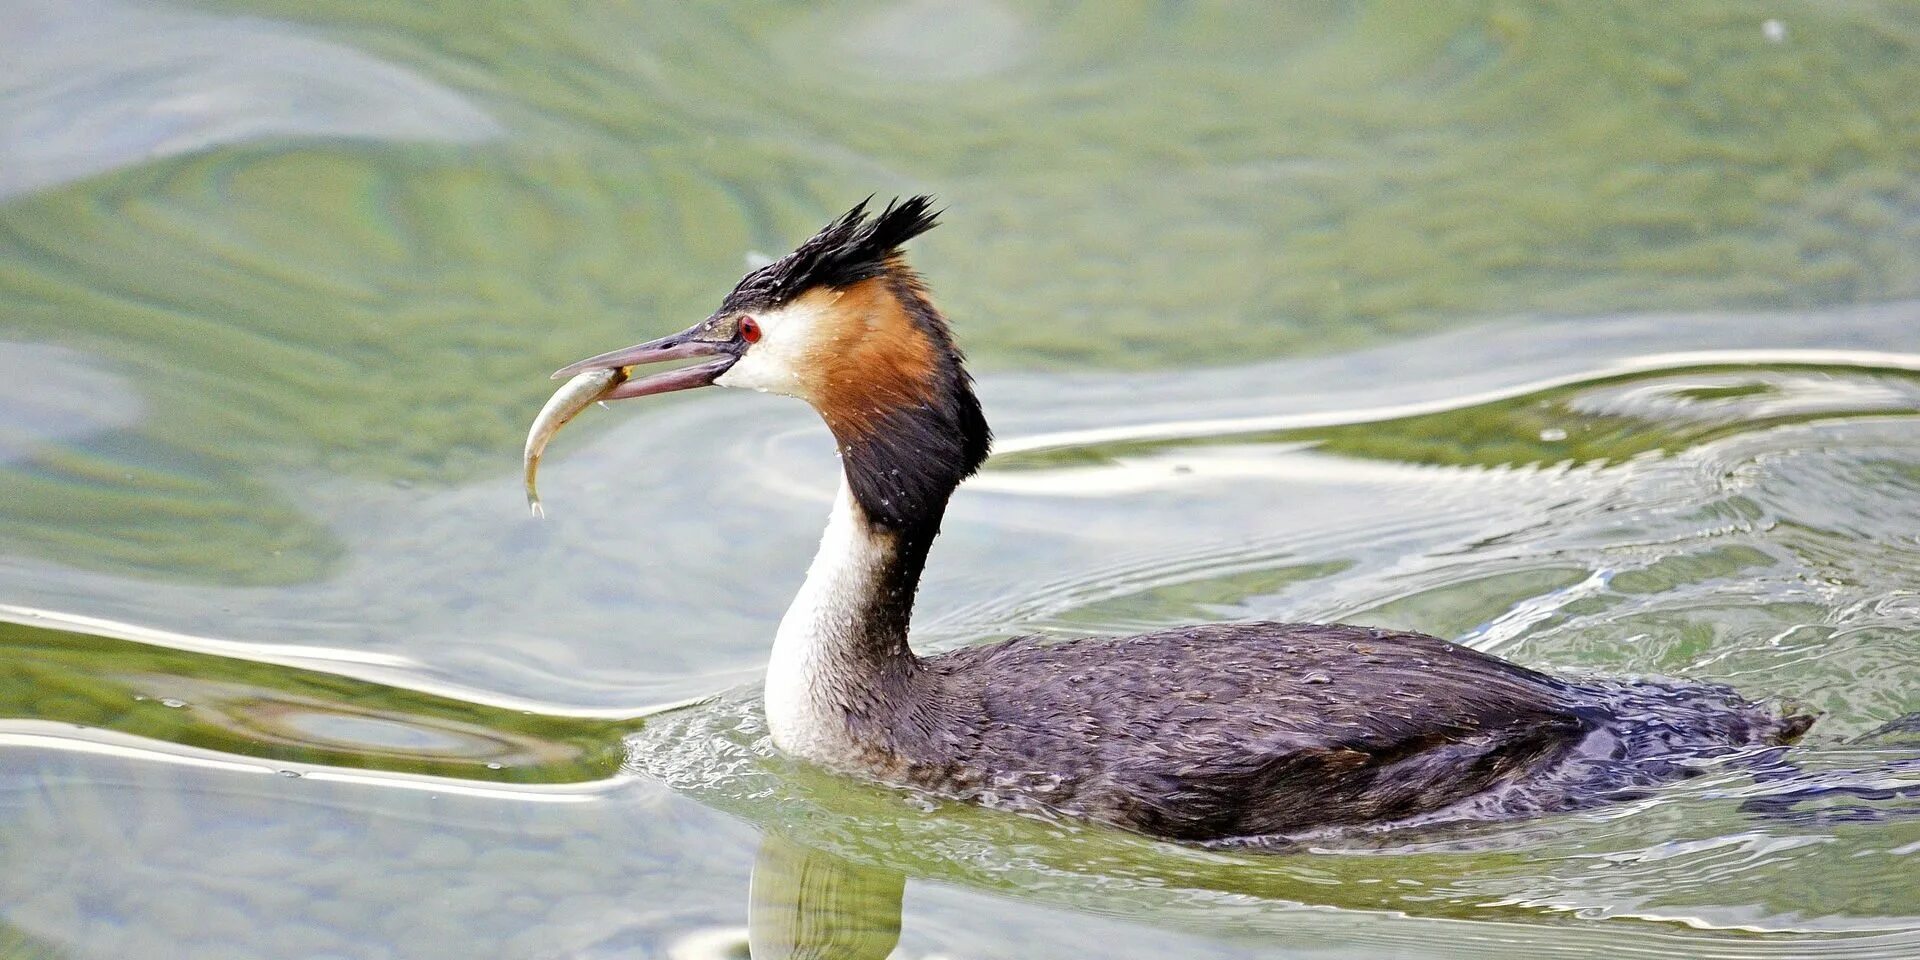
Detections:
747,833,905,960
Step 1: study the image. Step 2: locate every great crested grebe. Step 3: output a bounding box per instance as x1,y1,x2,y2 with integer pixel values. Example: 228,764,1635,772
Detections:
549,197,1813,843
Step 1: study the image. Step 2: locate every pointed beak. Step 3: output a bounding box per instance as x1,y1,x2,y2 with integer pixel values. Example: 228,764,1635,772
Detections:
551,322,741,400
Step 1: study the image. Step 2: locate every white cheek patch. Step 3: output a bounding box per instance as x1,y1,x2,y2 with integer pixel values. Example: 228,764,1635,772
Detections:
714,297,833,398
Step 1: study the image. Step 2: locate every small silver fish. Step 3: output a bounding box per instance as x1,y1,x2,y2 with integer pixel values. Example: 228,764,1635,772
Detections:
524,367,625,518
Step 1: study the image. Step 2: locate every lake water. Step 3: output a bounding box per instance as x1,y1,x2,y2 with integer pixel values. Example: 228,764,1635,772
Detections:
3,2,1919,957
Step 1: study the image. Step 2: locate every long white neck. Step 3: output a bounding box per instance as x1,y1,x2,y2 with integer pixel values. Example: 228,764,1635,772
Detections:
763,479,919,763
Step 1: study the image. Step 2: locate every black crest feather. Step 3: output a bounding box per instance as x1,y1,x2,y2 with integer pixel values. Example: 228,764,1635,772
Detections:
721,196,942,312
716,195,989,545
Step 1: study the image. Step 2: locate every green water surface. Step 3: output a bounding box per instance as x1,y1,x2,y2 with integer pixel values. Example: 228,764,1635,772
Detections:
3,1,1919,957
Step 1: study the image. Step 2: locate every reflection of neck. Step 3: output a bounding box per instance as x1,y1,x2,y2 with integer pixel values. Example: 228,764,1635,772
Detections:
763,476,936,762
748,833,905,960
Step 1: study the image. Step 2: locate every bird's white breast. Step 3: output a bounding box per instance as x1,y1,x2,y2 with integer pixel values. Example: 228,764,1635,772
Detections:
763,479,888,764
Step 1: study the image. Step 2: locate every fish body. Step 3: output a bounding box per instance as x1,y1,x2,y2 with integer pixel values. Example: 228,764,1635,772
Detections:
524,367,625,518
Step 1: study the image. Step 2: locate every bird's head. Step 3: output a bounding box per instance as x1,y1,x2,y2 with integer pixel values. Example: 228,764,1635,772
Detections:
555,196,990,531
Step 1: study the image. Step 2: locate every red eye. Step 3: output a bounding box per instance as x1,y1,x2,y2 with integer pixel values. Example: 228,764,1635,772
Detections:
739,316,761,343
